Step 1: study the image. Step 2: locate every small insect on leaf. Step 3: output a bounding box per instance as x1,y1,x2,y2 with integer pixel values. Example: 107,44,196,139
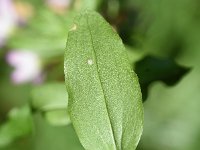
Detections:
64,10,143,150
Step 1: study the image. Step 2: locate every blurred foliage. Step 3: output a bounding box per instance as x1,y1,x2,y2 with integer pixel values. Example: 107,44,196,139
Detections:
135,55,190,100
0,0,200,149
9,9,73,59
0,105,32,148
31,82,68,111
31,82,70,126
137,67,200,150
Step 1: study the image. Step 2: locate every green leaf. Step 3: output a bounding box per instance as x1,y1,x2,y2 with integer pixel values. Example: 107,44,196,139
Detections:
135,55,190,100
31,82,68,111
44,110,71,126
0,105,33,148
64,11,143,150
33,116,84,150
9,9,75,59
31,82,70,126
73,0,102,10
139,67,200,150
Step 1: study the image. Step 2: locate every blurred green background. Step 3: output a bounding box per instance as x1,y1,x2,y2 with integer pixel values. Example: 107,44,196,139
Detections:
0,0,200,150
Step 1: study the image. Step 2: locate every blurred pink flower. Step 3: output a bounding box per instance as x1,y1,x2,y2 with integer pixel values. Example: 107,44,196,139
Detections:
46,0,71,8
46,0,71,13
6,50,43,84
0,0,17,47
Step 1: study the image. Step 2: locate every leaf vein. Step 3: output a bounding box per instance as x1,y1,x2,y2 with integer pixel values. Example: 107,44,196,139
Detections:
86,13,118,150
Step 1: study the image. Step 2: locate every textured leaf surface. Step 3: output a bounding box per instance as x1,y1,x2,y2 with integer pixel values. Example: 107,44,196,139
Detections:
64,11,143,150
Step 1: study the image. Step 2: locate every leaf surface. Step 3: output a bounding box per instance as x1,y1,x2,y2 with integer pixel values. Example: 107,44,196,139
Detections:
64,11,143,150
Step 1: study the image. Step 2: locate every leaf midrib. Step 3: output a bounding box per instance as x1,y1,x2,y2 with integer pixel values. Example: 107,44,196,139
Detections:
86,14,118,150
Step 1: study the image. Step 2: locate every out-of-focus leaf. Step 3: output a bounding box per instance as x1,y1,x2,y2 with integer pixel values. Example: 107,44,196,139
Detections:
135,55,190,100
125,46,146,66
9,9,74,59
31,82,69,126
31,82,67,111
0,105,33,148
32,114,84,150
138,67,200,150
73,0,102,10
44,110,70,126
133,0,200,62
64,11,143,150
